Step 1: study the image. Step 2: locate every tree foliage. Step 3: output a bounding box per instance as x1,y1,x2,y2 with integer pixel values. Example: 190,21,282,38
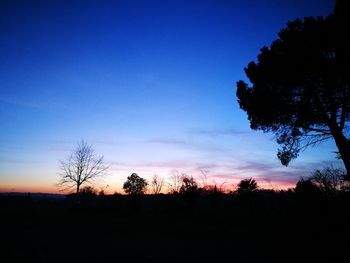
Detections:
123,173,148,195
237,178,258,193
79,186,96,195
179,175,198,195
295,178,322,198
236,4,350,176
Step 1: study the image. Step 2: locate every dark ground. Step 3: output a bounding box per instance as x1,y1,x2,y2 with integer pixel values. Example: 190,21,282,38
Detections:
1,193,349,263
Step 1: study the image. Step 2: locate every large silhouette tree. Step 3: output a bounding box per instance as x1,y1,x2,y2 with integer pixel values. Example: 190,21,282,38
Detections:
123,173,148,195
236,3,350,177
58,141,108,194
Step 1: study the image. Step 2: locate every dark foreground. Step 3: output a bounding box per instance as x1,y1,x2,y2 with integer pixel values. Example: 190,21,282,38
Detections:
1,193,349,263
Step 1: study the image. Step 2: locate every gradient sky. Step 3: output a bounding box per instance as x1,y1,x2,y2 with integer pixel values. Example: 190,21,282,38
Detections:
0,0,340,193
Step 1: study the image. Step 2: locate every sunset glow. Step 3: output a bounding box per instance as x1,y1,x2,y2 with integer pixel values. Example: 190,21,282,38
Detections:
0,0,340,194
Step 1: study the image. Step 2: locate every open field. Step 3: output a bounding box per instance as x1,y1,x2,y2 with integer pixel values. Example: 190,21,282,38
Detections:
1,193,349,263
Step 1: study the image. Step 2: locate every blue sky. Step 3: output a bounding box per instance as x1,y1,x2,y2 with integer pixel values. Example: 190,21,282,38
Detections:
0,0,340,193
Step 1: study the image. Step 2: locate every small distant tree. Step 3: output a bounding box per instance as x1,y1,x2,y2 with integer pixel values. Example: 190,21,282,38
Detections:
78,186,97,202
99,185,109,196
203,184,226,195
58,140,108,194
151,174,164,194
79,186,96,196
167,170,182,194
199,169,208,189
295,178,322,199
123,173,148,195
179,175,198,194
237,178,258,194
310,166,347,193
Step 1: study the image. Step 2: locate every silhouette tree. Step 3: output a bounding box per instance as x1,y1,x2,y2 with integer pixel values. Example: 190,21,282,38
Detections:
123,173,148,195
295,178,322,199
310,166,348,193
179,175,198,194
79,186,96,195
167,170,182,194
58,141,108,194
202,184,225,196
79,186,97,200
236,6,350,176
151,174,164,194
237,178,258,194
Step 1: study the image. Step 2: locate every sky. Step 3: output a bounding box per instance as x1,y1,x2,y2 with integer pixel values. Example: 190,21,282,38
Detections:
0,0,340,194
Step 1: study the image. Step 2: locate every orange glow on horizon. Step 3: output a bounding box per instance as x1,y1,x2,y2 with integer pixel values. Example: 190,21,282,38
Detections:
0,180,296,195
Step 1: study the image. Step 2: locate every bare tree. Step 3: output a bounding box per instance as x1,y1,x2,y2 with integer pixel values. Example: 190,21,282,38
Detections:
310,166,349,193
167,170,183,194
199,169,208,189
151,174,164,194
213,180,227,193
58,140,108,194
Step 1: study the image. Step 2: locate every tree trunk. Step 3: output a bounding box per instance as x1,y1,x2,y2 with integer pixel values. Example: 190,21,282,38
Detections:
330,126,350,179
76,184,80,195
337,140,350,180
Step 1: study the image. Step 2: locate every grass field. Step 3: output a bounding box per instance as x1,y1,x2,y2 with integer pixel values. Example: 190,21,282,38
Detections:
1,193,349,262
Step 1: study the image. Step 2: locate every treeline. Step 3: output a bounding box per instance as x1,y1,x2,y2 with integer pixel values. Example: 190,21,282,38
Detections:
60,166,350,219
5,164,350,231
72,166,350,198
3,166,349,227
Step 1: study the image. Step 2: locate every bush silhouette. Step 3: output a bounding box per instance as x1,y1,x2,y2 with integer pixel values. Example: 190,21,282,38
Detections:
179,176,198,195
237,178,258,194
295,178,322,198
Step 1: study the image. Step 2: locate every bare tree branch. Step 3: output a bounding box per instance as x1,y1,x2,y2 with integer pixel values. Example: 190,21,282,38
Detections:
151,174,165,194
167,170,182,194
57,140,108,194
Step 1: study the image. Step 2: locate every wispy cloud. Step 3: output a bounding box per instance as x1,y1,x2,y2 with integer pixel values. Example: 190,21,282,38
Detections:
110,159,193,169
146,136,230,154
208,173,236,180
231,160,316,186
188,128,251,137
0,157,42,164
196,163,219,170
46,140,75,153
95,139,124,146
235,161,276,173
107,152,337,189
109,158,299,183
289,160,343,172
146,139,188,145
